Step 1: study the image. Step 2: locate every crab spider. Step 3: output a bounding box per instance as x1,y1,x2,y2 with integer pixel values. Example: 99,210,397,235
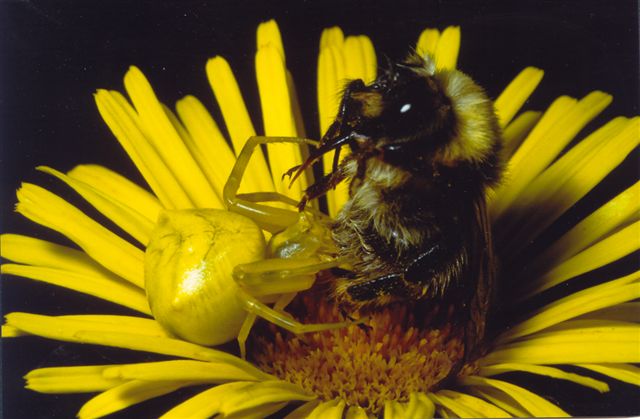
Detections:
224,136,361,358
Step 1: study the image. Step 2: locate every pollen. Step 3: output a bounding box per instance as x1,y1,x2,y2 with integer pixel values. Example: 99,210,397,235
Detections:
251,292,466,414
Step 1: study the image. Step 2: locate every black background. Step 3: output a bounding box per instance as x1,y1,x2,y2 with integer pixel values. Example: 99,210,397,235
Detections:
1,0,639,417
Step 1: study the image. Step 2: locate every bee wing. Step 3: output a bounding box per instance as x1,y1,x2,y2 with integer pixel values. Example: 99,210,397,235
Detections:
465,197,496,358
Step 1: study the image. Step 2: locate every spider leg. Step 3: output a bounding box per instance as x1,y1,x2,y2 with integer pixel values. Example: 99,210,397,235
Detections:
236,289,361,335
223,136,319,233
237,292,296,359
233,257,354,357
233,257,342,296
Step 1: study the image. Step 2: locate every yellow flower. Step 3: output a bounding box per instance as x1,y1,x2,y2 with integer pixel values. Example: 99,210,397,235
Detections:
3,20,639,418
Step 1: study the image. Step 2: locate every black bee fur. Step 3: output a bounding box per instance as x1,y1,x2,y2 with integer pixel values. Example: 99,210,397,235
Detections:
294,52,502,352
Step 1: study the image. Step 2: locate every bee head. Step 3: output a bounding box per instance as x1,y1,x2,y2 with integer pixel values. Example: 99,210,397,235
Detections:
324,53,502,184
351,57,453,148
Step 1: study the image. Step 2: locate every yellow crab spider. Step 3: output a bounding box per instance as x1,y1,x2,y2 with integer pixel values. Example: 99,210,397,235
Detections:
145,136,361,358
224,136,362,358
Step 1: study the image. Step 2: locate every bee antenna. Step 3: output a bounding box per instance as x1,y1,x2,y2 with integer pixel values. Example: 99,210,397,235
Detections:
381,54,394,75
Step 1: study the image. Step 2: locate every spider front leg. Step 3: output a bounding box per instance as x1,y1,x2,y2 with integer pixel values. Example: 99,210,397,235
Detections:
237,292,296,359
223,136,319,233
233,256,361,358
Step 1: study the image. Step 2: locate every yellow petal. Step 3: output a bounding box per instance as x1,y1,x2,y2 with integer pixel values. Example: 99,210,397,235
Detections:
344,35,377,83
95,89,192,208
435,390,512,418
3,313,260,371
320,26,344,49
317,30,376,216
255,44,305,198
255,46,298,137
531,181,640,275
429,393,480,418
2,325,23,337
317,44,345,135
523,221,640,298
161,104,225,209
492,92,612,219
103,360,263,382
494,67,544,128
2,234,115,277
577,363,640,386
416,28,440,58
123,66,220,208
579,302,640,322
384,400,406,419
502,111,542,158
344,404,370,419
307,399,346,419
462,376,569,417
361,36,377,83
469,387,529,417
175,95,236,200
285,401,321,419
499,117,639,257
217,380,315,416
68,164,162,224
318,43,349,216
160,383,250,419
205,56,274,193
8,314,167,336
480,363,609,393
403,392,436,419
78,380,187,419
257,19,285,60
434,26,461,70
500,271,639,341
438,406,453,418
162,102,191,141
205,56,256,152
164,386,287,419
320,33,377,216
545,318,633,332
15,183,144,287
287,70,308,138
226,402,288,419
482,322,640,365
25,365,123,393
2,264,150,314
38,166,154,245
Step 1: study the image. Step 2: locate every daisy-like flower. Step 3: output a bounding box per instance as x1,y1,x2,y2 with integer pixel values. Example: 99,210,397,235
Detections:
3,20,639,418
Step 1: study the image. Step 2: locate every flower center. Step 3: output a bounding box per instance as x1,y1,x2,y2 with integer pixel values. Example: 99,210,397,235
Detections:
250,287,467,414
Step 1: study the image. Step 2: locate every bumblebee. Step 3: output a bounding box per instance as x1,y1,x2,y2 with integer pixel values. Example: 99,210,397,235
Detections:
221,52,502,356
290,52,503,350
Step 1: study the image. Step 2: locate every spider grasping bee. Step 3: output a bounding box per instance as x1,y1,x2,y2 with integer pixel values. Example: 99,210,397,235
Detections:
146,52,502,358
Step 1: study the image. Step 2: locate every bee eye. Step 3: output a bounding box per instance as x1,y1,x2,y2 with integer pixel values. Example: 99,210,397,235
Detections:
399,103,412,114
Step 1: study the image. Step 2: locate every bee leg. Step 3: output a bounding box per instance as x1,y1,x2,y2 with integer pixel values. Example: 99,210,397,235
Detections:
404,241,468,299
298,157,351,210
223,136,319,233
338,306,373,334
345,273,408,302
